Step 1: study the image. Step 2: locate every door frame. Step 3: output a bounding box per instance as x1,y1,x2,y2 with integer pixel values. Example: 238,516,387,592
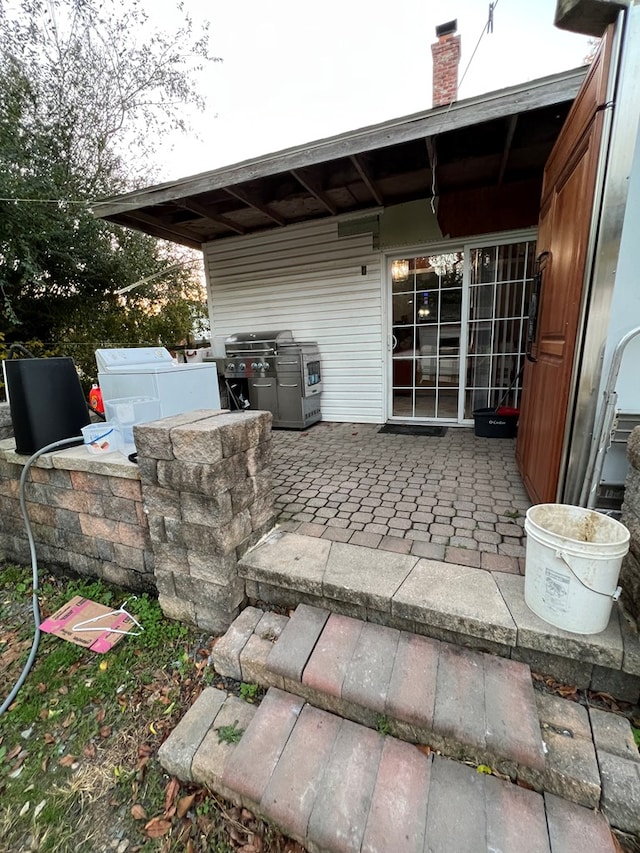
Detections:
384,228,537,424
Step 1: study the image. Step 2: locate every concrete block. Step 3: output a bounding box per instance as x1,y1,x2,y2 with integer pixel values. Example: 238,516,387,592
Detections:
140,484,181,518
589,707,640,763
494,573,624,669
259,704,342,844
180,490,233,526
230,470,272,513
386,632,440,728
307,719,384,853
239,635,284,689
221,688,305,805
619,609,640,676
511,647,593,689
323,541,417,612
393,559,517,645
483,654,546,772
590,665,640,704
213,411,271,458
190,695,257,799
212,606,264,680
536,693,600,808
268,604,330,682
484,771,551,853
598,751,640,834
157,594,196,625
303,613,364,698
254,611,289,643
157,687,227,780
136,411,216,460
245,439,272,476
361,738,432,853
433,643,487,756
341,622,400,714
425,756,487,850
544,792,617,852
169,415,227,464
239,531,330,596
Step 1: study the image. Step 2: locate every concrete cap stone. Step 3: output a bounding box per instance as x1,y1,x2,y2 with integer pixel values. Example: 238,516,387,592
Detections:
239,530,330,596
157,687,227,781
494,573,624,669
393,559,516,645
323,541,417,612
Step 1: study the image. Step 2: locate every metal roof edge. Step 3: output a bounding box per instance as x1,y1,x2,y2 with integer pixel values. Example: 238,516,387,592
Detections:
94,65,587,219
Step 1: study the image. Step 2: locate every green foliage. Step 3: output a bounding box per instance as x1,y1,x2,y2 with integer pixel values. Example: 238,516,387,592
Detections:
215,720,244,745
0,0,215,388
239,682,259,703
633,726,640,748
375,714,391,735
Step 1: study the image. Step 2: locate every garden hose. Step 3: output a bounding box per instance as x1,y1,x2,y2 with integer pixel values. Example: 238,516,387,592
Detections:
0,435,83,718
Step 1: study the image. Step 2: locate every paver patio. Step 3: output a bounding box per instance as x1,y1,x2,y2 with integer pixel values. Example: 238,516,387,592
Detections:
271,422,531,572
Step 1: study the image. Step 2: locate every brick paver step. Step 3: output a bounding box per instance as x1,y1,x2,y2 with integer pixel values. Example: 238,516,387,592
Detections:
160,685,618,853
265,603,546,781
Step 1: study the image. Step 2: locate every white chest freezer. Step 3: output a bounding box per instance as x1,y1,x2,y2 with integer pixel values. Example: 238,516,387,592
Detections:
95,347,220,418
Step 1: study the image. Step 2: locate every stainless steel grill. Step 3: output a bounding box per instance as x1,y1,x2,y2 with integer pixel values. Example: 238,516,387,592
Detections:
223,331,322,429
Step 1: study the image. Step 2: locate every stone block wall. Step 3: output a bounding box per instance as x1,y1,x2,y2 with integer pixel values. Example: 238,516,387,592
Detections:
134,409,275,633
0,444,154,590
621,427,640,622
0,403,13,440
0,409,276,634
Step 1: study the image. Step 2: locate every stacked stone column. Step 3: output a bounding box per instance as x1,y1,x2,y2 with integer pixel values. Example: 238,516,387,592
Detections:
621,427,640,622
134,409,275,633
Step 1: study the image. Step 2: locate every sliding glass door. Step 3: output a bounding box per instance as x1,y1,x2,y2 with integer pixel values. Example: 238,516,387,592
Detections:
389,238,536,423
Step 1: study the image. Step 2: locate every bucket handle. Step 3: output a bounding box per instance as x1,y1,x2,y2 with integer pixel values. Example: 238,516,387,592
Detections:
555,550,622,601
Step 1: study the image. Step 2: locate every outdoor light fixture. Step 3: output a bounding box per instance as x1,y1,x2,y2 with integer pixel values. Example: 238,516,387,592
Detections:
391,259,409,281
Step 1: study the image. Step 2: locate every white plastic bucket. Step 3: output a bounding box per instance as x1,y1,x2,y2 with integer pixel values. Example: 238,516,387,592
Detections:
524,504,630,635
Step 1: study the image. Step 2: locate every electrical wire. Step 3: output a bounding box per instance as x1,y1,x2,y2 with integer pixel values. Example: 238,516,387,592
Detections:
0,435,84,719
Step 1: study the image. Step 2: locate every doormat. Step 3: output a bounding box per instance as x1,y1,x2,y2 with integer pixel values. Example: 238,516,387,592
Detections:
40,596,141,653
378,424,447,437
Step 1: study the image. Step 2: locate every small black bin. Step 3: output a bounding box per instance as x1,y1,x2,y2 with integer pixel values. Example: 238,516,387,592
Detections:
473,407,519,439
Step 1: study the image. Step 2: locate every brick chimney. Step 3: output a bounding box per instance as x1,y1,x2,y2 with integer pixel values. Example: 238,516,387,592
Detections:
431,20,461,108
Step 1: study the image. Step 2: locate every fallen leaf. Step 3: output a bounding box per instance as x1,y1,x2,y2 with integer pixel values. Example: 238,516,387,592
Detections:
5,744,22,762
37,683,47,694
164,777,180,812
415,744,431,757
177,793,196,818
41,757,48,772
58,755,76,767
144,817,172,838
137,743,154,758
131,804,148,820
96,707,106,724
99,726,112,739
43,733,55,745
83,743,97,759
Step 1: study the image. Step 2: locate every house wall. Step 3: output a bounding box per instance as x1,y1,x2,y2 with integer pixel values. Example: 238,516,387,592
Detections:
204,218,384,424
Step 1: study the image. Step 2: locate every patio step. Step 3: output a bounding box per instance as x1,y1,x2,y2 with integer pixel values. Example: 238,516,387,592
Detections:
211,604,640,832
238,530,640,705
158,685,619,853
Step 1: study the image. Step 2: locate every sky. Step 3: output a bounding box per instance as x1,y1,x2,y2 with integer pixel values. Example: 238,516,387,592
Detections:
145,0,593,182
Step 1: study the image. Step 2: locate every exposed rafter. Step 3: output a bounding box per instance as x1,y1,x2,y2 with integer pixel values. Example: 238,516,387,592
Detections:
497,115,518,185
290,169,338,215
179,200,246,235
223,187,287,226
123,210,201,249
350,155,384,205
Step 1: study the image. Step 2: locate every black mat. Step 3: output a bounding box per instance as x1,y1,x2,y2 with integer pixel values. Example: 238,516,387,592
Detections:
378,424,447,437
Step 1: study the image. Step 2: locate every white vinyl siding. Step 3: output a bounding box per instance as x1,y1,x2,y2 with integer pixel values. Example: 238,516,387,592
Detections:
204,219,384,423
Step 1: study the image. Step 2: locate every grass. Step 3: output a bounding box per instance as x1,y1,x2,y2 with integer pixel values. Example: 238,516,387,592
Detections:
0,564,303,852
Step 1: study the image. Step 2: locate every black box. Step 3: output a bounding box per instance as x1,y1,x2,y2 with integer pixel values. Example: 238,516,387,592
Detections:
473,407,518,438
4,357,90,455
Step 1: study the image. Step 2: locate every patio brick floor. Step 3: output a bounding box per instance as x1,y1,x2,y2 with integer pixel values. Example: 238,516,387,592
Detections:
271,422,532,574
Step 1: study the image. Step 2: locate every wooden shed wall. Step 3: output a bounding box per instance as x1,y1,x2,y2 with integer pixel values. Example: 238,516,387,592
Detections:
203,218,384,424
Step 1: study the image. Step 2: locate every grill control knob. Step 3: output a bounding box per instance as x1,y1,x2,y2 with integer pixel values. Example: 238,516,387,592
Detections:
227,363,235,371
251,362,259,369
263,362,270,370
238,363,246,371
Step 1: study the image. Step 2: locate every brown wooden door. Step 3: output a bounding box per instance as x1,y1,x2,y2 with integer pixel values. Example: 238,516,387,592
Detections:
516,35,613,504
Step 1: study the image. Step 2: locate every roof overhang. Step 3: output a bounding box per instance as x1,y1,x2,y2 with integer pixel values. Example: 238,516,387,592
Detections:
94,66,587,249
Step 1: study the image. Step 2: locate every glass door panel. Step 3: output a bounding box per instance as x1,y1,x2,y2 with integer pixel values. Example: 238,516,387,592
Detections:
392,252,463,420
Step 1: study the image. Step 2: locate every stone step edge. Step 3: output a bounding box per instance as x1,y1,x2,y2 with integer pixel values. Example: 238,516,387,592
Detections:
237,531,640,688
157,686,619,853
212,605,640,831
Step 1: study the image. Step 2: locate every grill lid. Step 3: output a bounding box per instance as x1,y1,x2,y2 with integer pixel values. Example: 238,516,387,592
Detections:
224,330,293,354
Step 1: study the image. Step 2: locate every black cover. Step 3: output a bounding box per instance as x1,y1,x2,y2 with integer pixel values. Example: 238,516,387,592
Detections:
5,357,90,455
